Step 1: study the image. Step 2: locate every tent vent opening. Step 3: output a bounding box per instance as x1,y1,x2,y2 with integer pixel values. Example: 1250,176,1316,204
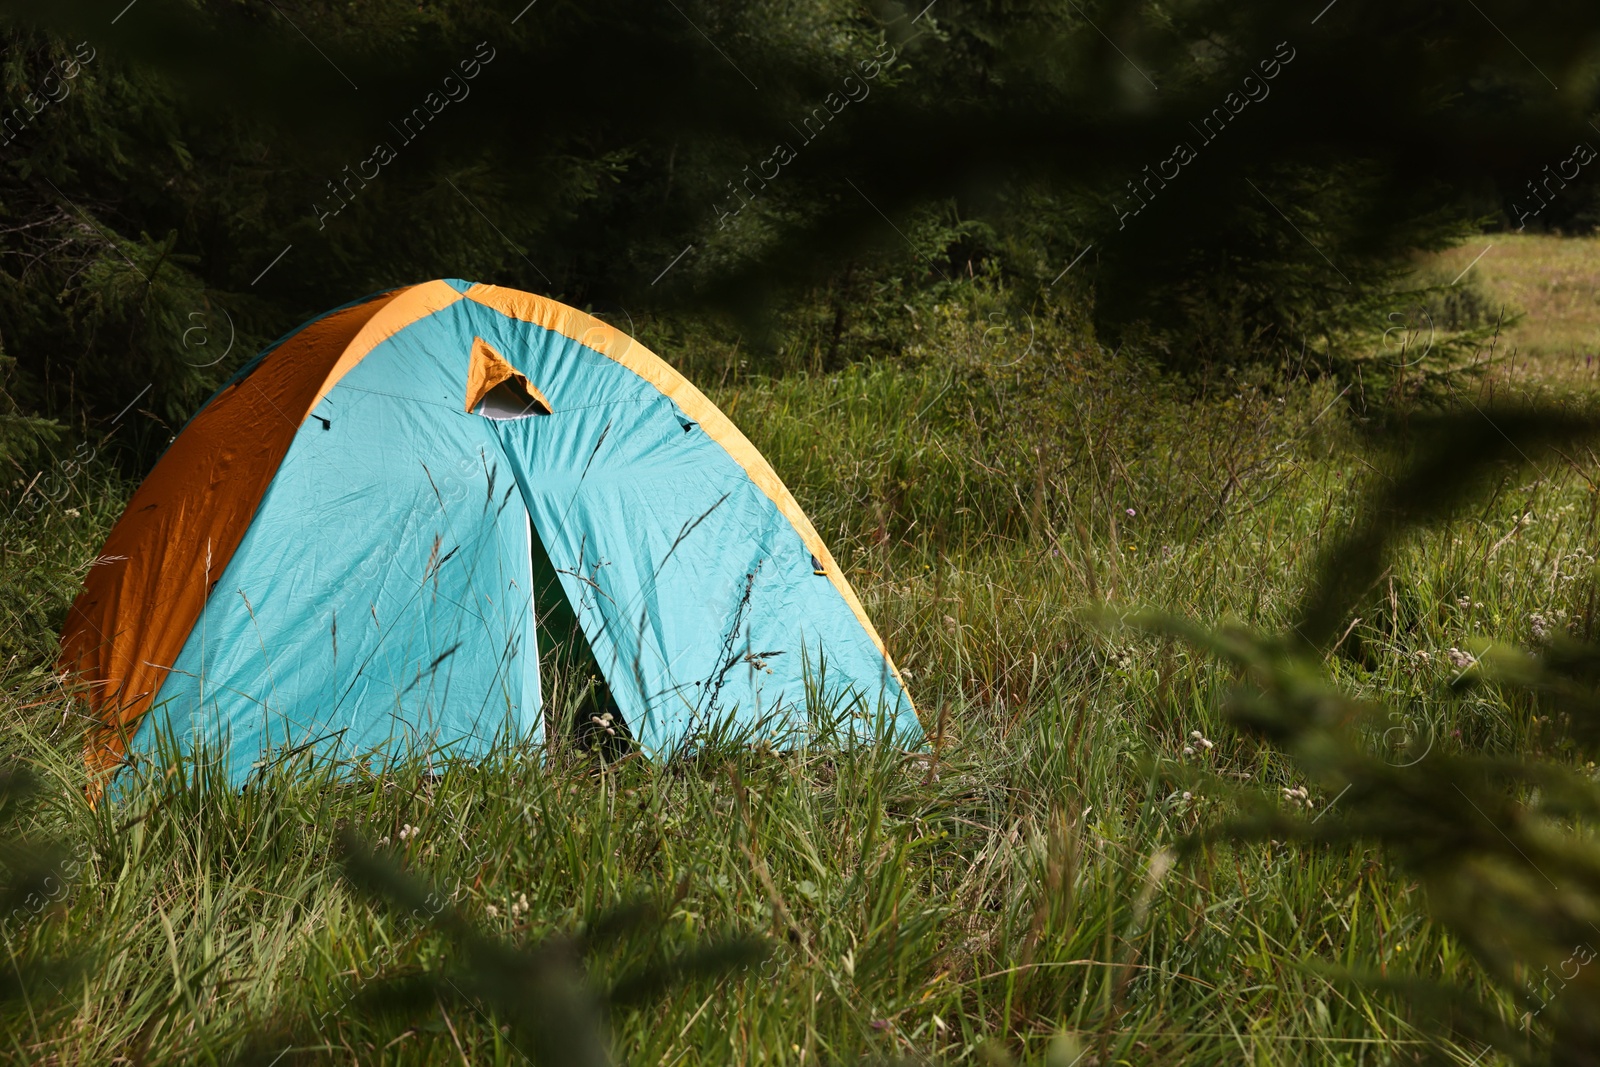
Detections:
466,335,551,420
476,378,550,420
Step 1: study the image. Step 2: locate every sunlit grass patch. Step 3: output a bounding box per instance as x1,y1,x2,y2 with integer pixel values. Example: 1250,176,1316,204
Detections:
1424,234,1600,385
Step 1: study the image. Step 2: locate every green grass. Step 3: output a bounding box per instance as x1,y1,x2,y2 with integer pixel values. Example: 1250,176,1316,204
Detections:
1422,234,1600,385
2,277,1598,1064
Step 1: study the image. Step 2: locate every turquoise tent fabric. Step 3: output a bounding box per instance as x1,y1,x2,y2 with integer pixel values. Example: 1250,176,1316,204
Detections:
127,283,918,786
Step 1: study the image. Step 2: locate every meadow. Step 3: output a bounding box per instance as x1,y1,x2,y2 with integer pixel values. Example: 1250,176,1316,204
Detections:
1,247,1598,1065
1425,234,1600,385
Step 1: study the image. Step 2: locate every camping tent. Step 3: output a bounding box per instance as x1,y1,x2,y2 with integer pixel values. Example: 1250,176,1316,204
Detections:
60,280,918,795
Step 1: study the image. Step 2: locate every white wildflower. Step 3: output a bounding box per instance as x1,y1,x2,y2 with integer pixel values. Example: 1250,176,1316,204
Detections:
1447,647,1475,669
1282,785,1314,811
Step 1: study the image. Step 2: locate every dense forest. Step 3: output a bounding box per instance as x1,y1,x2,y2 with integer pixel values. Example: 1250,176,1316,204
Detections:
1,0,1597,451
6,3,1600,1065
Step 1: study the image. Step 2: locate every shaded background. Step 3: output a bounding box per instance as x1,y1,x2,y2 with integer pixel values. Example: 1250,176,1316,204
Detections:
0,0,1597,461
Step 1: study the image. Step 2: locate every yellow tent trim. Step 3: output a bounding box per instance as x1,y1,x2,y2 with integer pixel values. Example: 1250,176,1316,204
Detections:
460,283,912,710
313,280,469,411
